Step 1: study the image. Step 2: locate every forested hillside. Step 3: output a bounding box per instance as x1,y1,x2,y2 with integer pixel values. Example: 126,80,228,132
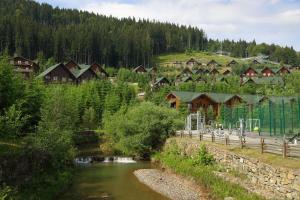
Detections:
0,0,299,67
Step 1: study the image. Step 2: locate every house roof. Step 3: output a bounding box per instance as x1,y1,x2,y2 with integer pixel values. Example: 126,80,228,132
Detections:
154,77,170,85
181,76,193,82
243,77,284,85
133,65,147,72
37,63,70,78
169,91,296,105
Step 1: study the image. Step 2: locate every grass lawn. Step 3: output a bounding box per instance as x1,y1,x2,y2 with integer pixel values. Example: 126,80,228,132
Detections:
154,51,247,66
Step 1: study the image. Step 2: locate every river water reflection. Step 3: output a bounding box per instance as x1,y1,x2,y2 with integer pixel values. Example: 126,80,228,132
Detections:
59,162,169,200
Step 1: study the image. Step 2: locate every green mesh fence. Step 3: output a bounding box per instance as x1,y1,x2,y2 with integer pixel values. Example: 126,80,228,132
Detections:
220,98,300,137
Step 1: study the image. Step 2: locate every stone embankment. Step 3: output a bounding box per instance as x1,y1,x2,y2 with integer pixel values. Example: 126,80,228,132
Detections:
134,169,203,200
174,138,300,200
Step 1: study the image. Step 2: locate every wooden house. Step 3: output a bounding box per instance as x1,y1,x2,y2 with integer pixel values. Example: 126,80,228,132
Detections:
90,63,109,78
261,67,275,77
177,68,194,78
276,66,290,75
195,76,207,83
65,60,80,71
207,59,220,68
153,77,170,88
252,59,261,65
37,63,76,83
209,68,219,75
133,65,147,73
166,91,280,117
243,67,258,77
74,66,99,84
186,58,200,68
241,77,284,86
226,60,238,67
9,56,39,78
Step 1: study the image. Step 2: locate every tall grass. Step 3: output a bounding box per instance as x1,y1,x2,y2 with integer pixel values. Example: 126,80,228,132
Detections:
154,141,264,200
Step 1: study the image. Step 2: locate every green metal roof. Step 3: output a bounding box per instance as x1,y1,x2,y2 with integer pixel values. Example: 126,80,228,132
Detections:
170,91,296,105
154,77,169,85
37,63,64,78
245,77,284,85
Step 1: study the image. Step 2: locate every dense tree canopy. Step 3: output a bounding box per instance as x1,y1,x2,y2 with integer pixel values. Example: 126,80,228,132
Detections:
0,0,299,68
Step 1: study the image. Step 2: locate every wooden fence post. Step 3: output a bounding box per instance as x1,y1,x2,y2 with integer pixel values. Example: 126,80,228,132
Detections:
241,137,245,149
260,138,264,154
189,130,192,138
283,140,287,158
180,130,183,138
199,132,203,141
225,135,228,146
212,133,215,143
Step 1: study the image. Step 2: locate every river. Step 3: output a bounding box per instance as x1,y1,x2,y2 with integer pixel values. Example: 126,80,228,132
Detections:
59,162,169,200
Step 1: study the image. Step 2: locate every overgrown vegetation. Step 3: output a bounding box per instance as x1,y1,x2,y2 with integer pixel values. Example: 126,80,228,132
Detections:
155,139,264,200
103,102,184,158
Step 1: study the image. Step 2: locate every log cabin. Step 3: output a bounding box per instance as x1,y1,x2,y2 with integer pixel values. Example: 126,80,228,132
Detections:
9,56,39,78
37,63,76,83
207,59,220,68
133,65,147,73
226,59,238,67
37,61,101,84
241,77,284,86
186,58,200,68
153,77,170,88
166,91,283,118
243,67,259,77
261,67,275,77
90,63,109,78
252,59,261,65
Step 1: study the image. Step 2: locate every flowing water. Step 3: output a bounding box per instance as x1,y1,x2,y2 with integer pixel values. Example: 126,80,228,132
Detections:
59,161,169,200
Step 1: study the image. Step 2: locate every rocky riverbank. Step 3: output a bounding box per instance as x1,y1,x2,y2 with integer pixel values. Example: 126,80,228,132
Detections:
134,169,204,200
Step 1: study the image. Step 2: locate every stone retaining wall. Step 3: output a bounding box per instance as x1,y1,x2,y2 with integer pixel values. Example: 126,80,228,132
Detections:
170,138,300,200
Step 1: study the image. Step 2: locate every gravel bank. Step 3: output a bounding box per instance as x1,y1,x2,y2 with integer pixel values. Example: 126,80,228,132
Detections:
134,169,202,200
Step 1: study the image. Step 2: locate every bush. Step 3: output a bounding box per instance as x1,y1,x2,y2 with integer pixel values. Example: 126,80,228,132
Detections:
104,102,184,157
193,145,215,166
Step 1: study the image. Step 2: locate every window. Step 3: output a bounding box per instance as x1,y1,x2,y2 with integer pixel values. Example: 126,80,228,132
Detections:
62,77,67,82
53,76,58,81
17,60,22,64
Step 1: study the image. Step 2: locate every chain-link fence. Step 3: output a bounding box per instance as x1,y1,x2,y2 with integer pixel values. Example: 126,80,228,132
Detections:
220,97,300,137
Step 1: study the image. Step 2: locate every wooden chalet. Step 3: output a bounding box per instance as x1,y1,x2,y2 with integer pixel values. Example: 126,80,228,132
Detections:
241,77,284,86
209,68,219,75
133,65,147,74
220,68,231,76
74,67,98,84
276,66,290,75
252,59,261,65
9,56,39,78
37,63,76,83
243,67,259,77
177,68,194,78
65,60,80,71
261,67,275,77
153,77,170,88
90,63,109,78
166,91,294,117
243,66,291,77
207,59,220,68
192,68,210,75
37,61,104,84
226,59,238,67
186,58,200,67
195,76,207,83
